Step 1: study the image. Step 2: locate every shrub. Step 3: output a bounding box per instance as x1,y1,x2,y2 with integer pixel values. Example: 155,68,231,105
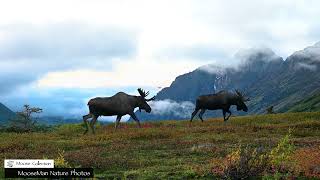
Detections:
269,129,295,174
54,123,86,136
212,130,296,179
219,145,268,179
54,149,71,168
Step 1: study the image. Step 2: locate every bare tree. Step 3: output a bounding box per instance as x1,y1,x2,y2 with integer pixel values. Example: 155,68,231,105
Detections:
9,105,42,132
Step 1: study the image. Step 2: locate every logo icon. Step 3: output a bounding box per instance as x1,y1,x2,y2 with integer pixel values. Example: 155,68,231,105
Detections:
7,160,14,168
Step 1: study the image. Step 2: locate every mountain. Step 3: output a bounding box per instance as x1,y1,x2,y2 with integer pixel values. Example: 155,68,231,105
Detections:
0,103,16,124
0,105,81,126
135,43,320,121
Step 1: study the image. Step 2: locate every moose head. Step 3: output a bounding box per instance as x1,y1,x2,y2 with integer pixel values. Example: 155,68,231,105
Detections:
137,88,155,113
235,89,250,112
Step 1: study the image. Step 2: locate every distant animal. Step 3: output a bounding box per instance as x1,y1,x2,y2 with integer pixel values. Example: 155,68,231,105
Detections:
190,90,250,123
83,88,155,134
266,106,275,114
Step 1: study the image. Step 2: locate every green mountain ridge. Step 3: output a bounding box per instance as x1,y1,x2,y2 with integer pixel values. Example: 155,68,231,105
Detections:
0,103,16,124
286,91,320,112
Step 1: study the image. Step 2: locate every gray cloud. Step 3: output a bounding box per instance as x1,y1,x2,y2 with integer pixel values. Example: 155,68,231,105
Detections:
0,72,37,94
0,23,137,93
158,44,228,61
0,23,136,60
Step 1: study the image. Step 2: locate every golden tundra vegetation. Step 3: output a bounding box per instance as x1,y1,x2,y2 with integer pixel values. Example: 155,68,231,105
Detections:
0,112,320,179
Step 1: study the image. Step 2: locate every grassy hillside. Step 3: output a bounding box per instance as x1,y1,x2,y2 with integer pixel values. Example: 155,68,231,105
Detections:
0,112,320,179
287,92,320,112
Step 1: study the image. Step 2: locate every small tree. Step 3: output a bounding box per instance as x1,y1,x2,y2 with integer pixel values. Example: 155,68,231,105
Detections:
9,105,42,132
266,106,275,114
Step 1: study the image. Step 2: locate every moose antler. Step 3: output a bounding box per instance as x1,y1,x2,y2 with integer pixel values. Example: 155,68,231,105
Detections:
235,89,250,102
138,88,155,101
146,96,156,101
235,89,239,95
235,89,243,97
137,88,149,98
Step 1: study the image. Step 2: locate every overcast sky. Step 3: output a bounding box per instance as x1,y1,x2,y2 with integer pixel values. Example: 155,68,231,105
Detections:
0,0,319,118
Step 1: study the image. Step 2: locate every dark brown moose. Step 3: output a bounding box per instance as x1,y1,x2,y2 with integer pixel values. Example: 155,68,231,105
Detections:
190,90,249,123
83,88,155,134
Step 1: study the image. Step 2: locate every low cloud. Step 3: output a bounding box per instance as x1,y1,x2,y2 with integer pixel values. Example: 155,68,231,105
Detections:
198,64,229,74
290,42,320,71
149,99,195,118
198,47,284,75
235,47,283,64
296,62,317,71
292,42,320,61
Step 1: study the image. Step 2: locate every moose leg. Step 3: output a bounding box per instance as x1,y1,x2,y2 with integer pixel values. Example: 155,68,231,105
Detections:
90,115,98,134
83,114,93,134
190,108,200,122
115,115,122,129
222,110,227,121
130,113,141,128
198,109,206,122
226,110,232,120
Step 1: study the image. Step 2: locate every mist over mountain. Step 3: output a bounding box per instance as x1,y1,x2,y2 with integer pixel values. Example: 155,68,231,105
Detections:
135,42,320,121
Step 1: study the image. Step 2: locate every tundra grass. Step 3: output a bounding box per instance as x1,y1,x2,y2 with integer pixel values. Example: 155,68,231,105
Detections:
0,112,320,179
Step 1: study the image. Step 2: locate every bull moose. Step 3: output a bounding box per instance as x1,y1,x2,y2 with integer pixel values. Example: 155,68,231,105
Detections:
190,90,249,123
83,88,155,134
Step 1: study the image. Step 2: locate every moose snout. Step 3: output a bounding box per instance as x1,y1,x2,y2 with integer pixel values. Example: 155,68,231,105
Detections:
146,108,151,113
